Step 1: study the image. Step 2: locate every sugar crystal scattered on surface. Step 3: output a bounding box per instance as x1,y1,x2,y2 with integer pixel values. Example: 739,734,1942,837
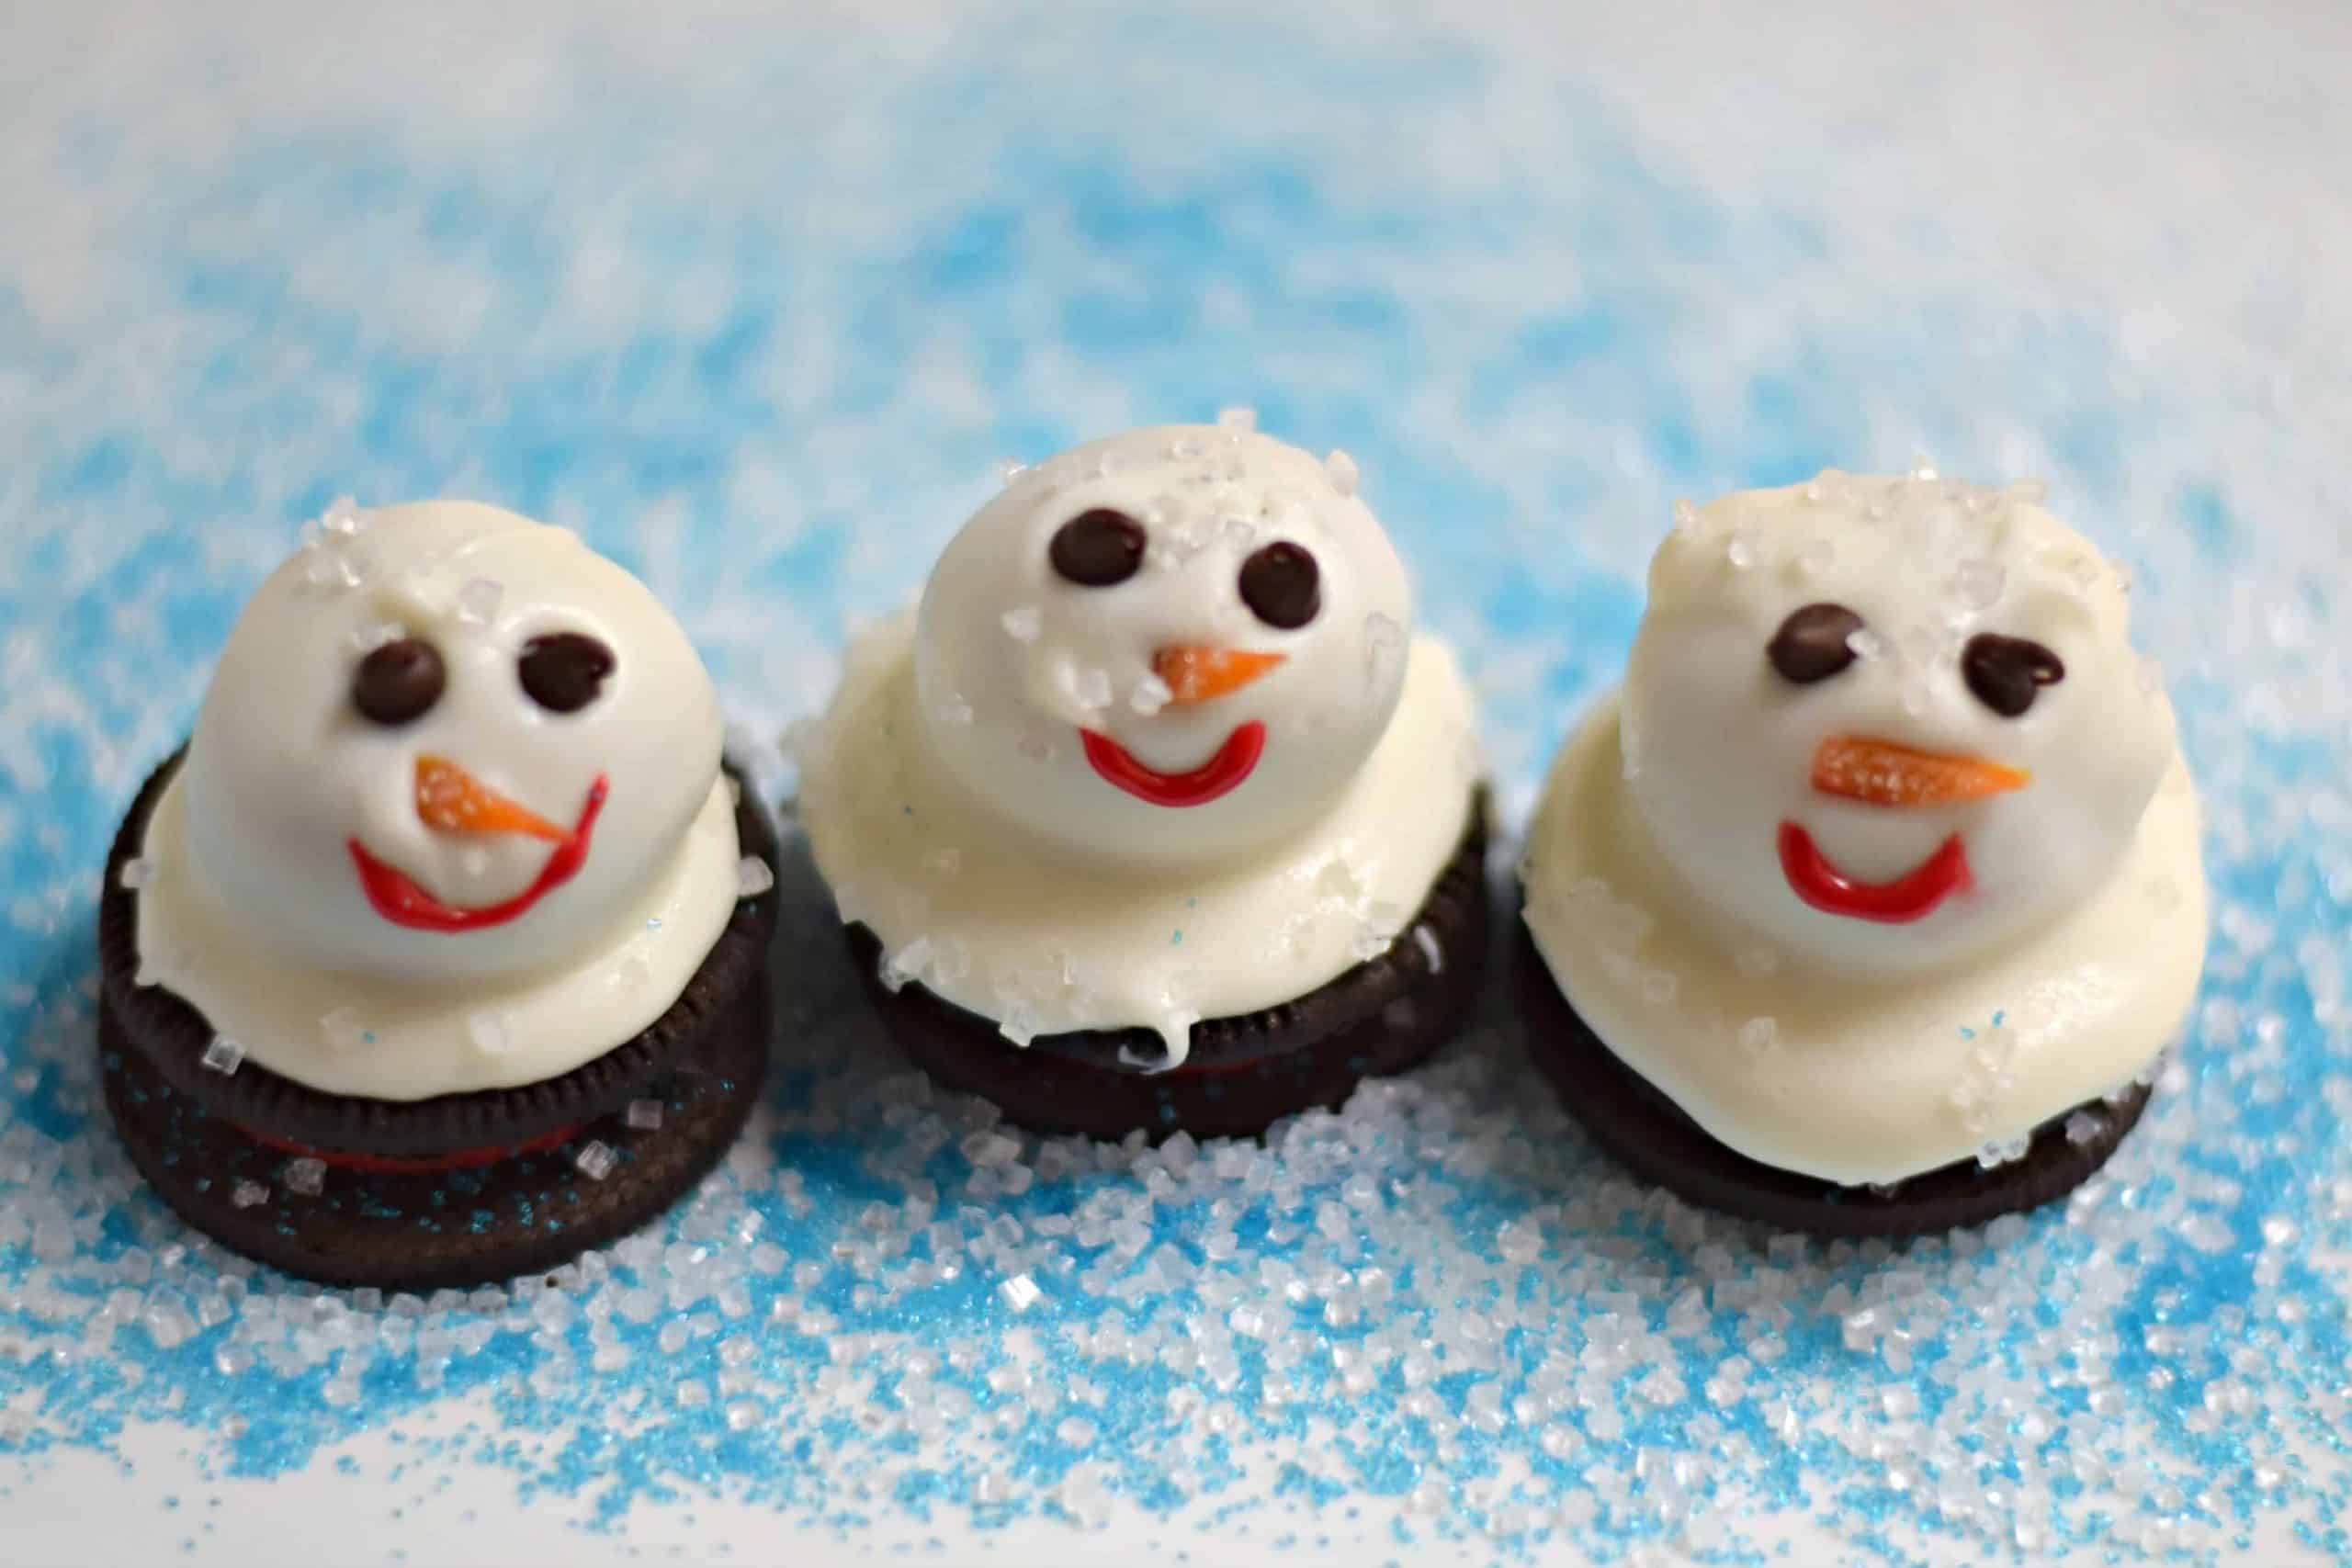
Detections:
1323,449,1360,497
454,578,503,625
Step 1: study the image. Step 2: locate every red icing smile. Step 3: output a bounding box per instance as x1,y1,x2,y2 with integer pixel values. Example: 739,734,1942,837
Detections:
1080,723,1266,808
1777,820,1973,924
350,775,609,932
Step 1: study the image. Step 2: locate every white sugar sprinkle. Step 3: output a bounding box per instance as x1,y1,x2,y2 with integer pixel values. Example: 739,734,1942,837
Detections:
319,1007,368,1053
199,1035,243,1076
319,495,366,536
575,1141,618,1181
455,577,503,625
281,1158,326,1197
1954,558,2007,608
1323,450,1360,497
1127,672,1171,716
736,856,775,898
625,1099,664,1132
467,1010,510,1056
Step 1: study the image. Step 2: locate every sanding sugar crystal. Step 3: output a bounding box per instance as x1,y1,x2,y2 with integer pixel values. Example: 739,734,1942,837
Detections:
736,855,775,898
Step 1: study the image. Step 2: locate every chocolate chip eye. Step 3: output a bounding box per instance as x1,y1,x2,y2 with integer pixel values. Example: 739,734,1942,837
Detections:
1238,541,1320,629
1048,509,1147,587
350,637,445,726
517,632,616,714
1767,603,1865,684
1962,633,2064,717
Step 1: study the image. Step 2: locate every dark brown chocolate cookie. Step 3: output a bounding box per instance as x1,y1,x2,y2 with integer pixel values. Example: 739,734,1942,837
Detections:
100,974,768,1290
849,793,1491,1140
1514,925,2152,1236
98,750,778,1158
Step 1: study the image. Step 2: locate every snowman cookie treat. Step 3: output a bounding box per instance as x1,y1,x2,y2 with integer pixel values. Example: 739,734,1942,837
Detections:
798,423,1487,1139
1520,471,2207,1235
99,501,780,1288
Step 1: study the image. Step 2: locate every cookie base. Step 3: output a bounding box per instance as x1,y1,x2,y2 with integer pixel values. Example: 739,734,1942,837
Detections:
1515,926,2152,1236
100,968,768,1291
850,794,1491,1141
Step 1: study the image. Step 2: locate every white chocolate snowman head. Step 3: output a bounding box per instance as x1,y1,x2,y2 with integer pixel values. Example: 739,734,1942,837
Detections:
182,501,723,983
912,425,1412,868
1621,471,2175,976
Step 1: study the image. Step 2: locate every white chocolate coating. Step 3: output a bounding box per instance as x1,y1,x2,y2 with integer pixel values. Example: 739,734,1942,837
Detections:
1623,473,2177,975
1522,473,2208,1184
801,611,1480,1066
133,501,743,1100
1523,692,2204,1185
913,425,1413,870
136,773,742,1099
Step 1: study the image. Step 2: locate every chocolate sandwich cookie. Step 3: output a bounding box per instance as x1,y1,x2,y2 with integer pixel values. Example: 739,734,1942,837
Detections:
795,424,1494,1140
851,798,1487,1140
1515,928,2151,1236
1517,471,2207,1235
100,500,778,1285
101,968,768,1292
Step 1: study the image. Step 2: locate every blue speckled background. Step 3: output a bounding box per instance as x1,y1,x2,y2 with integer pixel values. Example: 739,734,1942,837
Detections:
5,3,2350,1562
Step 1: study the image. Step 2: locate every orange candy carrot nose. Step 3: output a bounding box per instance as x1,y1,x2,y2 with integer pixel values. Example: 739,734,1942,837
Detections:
1811,735,2030,807
413,756,570,841
1153,646,1287,705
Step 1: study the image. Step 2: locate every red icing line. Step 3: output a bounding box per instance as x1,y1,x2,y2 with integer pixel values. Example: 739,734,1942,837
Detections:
238,1119,585,1174
349,775,609,932
1080,722,1266,808
1777,820,1973,924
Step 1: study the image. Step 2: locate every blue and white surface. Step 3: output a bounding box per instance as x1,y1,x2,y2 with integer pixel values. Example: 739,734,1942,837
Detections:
5,3,2350,1563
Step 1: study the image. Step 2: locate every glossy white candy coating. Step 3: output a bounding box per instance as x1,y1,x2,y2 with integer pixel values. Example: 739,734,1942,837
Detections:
1522,472,2207,1184
183,502,722,981
912,425,1412,868
132,502,743,1100
1622,472,2176,974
